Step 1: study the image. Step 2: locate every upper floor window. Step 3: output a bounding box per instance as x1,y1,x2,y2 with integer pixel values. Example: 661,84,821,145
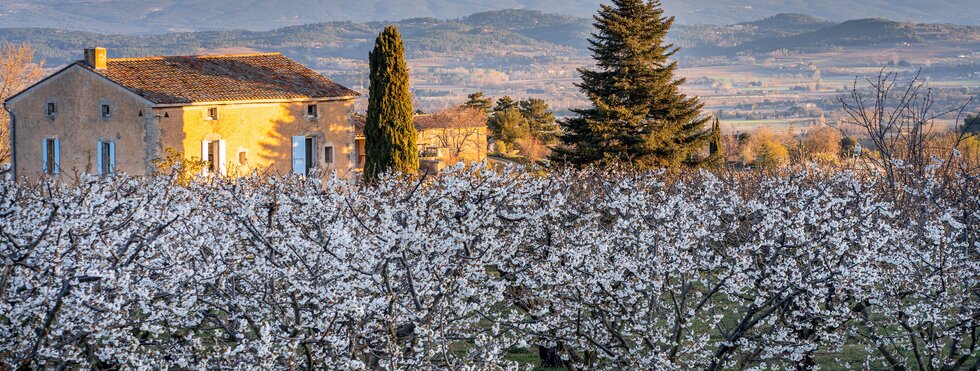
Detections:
206,107,219,121
101,104,111,118
46,102,57,117
307,104,318,118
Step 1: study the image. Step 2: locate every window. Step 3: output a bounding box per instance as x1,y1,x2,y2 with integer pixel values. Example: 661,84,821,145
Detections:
46,102,57,117
239,151,247,165
291,136,317,175
355,138,366,169
324,146,334,164
305,137,315,175
97,141,116,175
307,104,318,118
43,138,60,175
206,107,219,120
201,140,226,175
208,141,219,172
101,104,111,118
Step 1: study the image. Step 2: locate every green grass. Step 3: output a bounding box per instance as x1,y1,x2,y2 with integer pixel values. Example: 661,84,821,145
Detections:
500,344,874,370
504,347,564,371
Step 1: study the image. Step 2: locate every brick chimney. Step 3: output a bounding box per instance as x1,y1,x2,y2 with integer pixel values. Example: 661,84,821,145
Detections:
84,47,107,70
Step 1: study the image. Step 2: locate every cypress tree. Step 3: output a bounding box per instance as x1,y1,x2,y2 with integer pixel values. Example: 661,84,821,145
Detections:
708,117,723,165
364,25,418,182
550,0,709,169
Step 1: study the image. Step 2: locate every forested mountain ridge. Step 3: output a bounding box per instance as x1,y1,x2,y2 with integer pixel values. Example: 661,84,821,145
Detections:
0,10,976,67
731,18,980,54
0,10,591,66
674,14,979,56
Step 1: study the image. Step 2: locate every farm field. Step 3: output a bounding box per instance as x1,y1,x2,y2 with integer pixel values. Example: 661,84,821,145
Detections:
367,41,979,138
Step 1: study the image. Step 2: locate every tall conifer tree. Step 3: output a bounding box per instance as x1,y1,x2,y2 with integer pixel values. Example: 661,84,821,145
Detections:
708,117,723,165
551,0,709,168
365,25,418,182
462,92,492,114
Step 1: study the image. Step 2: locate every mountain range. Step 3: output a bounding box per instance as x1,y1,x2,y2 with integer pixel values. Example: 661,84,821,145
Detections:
0,10,977,69
0,0,976,34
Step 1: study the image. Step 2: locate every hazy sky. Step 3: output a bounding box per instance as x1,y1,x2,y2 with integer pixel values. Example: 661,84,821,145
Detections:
0,0,975,34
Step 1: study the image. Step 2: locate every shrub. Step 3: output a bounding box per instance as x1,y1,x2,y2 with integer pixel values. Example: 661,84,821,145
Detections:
754,139,789,168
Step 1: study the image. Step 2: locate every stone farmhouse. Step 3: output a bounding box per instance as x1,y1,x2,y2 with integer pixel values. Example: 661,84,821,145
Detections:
3,48,360,181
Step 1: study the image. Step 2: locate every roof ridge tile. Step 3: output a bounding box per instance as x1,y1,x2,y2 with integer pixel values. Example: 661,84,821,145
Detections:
107,52,283,62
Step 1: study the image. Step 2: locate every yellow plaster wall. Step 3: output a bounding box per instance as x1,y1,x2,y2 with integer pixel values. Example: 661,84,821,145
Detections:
353,126,487,173
157,99,356,179
8,65,153,181
417,126,488,164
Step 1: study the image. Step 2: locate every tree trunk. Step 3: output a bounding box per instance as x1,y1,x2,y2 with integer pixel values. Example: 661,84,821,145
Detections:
539,344,562,368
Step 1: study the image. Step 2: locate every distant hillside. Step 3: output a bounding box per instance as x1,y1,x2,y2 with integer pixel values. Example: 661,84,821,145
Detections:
0,0,977,34
671,13,838,50
738,18,914,52
0,10,585,67
462,9,593,49
738,13,838,38
1,9,977,68
734,18,980,53
671,13,980,56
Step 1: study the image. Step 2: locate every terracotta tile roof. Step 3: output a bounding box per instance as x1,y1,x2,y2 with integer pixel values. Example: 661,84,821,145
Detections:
81,53,358,105
353,114,366,136
413,114,450,130
352,114,432,137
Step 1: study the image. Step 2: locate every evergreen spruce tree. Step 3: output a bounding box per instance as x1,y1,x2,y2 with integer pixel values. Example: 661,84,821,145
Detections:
551,0,709,169
708,117,723,165
364,25,418,182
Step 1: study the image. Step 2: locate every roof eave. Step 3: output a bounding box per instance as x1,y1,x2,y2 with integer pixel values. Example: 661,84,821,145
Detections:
6,62,158,107
3,62,78,106
150,95,359,108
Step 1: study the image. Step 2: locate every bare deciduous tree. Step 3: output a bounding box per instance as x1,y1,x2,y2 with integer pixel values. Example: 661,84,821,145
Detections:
0,43,45,168
515,137,549,164
800,126,842,164
836,69,975,194
419,107,487,164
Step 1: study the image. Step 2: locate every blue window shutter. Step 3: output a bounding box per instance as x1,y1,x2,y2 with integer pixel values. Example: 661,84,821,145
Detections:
97,140,103,175
42,139,48,174
108,142,116,174
53,139,60,174
291,136,306,174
